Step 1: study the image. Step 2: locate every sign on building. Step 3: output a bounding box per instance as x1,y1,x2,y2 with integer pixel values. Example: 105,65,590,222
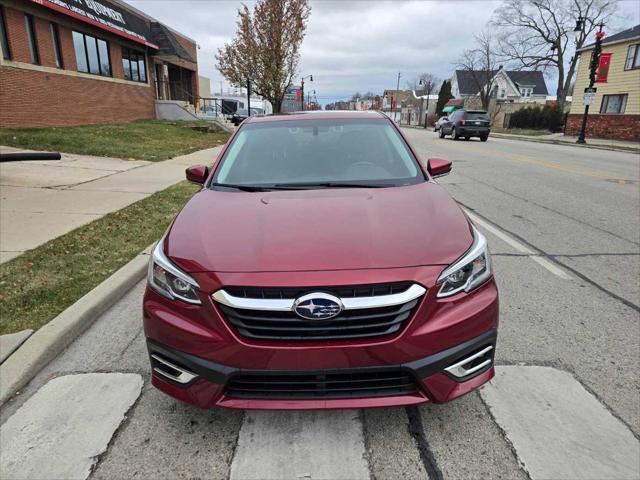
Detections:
30,0,156,47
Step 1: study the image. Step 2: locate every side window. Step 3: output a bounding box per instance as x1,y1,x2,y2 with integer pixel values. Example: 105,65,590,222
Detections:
0,6,10,60
72,31,111,77
50,23,63,68
25,14,39,65
625,44,639,70
122,48,147,82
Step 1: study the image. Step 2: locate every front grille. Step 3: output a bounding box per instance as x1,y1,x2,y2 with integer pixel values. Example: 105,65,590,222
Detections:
225,368,418,399
224,282,413,300
218,298,419,341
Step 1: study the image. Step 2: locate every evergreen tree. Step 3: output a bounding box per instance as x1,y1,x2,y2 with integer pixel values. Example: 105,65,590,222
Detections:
435,80,453,116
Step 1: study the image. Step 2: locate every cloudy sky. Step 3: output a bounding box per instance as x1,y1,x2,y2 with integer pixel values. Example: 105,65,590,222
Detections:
128,0,640,105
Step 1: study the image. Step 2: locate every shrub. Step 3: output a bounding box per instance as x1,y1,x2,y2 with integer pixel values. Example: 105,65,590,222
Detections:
509,104,563,132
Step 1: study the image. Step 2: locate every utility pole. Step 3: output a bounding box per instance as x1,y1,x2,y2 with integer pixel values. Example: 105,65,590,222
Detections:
577,23,605,144
395,72,401,123
425,93,430,129
300,75,313,112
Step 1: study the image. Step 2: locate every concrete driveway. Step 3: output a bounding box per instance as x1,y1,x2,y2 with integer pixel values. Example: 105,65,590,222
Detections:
1,133,639,479
0,146,222,263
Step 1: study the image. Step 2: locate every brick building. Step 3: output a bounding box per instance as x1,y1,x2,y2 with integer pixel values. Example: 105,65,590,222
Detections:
0,0,199,128
566,24,640,141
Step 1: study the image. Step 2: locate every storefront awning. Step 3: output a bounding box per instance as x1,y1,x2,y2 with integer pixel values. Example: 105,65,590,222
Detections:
30,0,158,49
442,99,464,113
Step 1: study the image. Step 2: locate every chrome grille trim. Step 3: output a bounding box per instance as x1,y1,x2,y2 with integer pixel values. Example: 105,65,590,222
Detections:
212,283,426,311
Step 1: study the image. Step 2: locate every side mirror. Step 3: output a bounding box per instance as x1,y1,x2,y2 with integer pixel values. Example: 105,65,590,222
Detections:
186,164,209,185
427,158,452,178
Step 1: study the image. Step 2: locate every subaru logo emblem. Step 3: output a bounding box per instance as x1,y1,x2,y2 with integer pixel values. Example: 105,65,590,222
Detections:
293,292,343,320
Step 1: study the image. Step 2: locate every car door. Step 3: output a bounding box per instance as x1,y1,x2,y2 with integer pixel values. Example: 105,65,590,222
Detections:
443,113,455,134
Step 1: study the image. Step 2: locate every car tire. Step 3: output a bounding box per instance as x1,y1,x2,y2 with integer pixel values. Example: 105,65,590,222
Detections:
439,129,445,139
480,135,488,142
451,127,459,140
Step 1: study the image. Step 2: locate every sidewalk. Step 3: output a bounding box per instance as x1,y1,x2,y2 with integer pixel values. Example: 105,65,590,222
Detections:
0,145,222,263
491,131,640,153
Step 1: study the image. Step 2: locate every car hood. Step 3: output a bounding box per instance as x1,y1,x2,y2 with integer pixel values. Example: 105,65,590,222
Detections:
166,183,473,273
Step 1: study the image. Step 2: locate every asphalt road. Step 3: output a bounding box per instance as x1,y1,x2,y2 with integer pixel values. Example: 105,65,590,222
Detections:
2,131,639,480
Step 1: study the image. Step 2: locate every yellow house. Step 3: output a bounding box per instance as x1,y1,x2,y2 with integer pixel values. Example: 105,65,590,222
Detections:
566,24,639,141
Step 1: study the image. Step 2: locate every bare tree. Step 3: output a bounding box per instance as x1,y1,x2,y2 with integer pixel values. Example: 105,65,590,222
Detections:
492,0,617,110
216,0,311,113
406,73,440,95
407,73,440,126
456,32,499,110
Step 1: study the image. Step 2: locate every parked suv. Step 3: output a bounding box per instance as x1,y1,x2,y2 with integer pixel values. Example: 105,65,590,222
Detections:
439,110,491,141
144,111,498,410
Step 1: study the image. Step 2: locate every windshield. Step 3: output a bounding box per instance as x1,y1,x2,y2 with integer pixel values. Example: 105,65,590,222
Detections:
211,118,424,189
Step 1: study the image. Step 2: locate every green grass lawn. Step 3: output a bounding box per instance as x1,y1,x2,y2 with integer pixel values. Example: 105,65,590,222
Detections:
492,127,552,137
0,181,199,335
0,120,229,161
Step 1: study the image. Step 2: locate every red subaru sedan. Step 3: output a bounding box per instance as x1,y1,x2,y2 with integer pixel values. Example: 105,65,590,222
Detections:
144,111,498,410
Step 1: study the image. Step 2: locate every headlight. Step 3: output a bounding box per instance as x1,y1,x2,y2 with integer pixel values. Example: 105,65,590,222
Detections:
148,238,201,304
437,225,492,298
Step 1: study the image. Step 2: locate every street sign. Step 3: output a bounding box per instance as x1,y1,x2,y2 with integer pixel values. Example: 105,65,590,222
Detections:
583,92,597,105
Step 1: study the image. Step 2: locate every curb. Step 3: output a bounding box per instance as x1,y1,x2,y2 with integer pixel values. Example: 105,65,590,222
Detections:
0,250,150,406
490,133,639,154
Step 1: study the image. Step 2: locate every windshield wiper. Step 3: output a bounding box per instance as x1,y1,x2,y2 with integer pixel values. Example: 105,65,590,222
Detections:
271,182,388,190
210,182,273,192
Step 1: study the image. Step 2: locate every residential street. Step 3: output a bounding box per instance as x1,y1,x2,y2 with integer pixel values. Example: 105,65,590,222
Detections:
1,132,639,480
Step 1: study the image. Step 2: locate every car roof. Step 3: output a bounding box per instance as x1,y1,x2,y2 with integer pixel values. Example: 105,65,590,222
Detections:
245,110,388,124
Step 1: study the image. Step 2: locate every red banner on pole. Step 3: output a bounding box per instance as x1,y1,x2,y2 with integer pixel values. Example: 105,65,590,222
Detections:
595,53,612,83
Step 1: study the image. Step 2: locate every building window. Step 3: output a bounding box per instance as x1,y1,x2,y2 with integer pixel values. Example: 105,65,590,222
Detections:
600,94,628,114
25,14,39,65
520,87,533,98
72,31,111,76
0,6,10,60
50,23,63,68
122,48,146,82
625,44,639,70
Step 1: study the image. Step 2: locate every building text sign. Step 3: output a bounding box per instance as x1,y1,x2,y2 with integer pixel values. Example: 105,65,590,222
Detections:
30,0,157,48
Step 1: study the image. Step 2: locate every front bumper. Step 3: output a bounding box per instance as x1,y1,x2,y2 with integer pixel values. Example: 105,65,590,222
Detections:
147,328,496,410
143,269,499,410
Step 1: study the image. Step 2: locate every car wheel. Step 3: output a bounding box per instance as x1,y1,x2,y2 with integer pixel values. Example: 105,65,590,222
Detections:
439,128,445,139
480,135,488,142
451,127,459,140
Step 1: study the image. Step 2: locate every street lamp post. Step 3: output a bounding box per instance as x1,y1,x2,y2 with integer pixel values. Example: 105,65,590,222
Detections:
246,77,251,117
418,79,431,129
301,74,313,111
577,22,605,144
